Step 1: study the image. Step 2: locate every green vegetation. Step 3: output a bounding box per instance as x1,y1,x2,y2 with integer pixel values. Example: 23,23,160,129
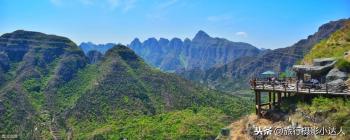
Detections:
279,72,287,79
303,21,350,64
69,107,231,139
56,64,99,111
336,58,350,72
0,30,253,139
60,46,253,139
297,97,350,133
0,30,88,139
23,78,45,110
284,20,350,137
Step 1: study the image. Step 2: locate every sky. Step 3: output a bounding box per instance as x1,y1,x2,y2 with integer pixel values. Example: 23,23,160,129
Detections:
0,0,349,49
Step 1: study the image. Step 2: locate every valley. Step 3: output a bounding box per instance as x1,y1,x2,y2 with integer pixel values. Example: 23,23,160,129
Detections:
0,1,349,138
78,18,350,139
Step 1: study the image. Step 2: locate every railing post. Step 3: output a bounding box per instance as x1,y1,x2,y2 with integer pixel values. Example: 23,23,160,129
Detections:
272,92,276,107
284,83,287,94
257,91,261,118
263,82,265,90
255,91,258,115
277,92,281,108
326,84,328,94
268,92,272,109
296,81,299,93
253,81,256,90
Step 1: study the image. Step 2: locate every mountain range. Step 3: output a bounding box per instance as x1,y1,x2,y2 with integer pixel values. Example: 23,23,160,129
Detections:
1,18,350,139
179,18,350,91
79,31,261,73
79,19,350,92
128,30,260,72
0,30,251,139
78,19,350,93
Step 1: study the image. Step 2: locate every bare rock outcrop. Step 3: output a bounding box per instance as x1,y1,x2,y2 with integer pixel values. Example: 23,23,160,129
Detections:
326,68,348,81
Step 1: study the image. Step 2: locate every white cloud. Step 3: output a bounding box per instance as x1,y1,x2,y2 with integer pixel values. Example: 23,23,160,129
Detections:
235,32,248,38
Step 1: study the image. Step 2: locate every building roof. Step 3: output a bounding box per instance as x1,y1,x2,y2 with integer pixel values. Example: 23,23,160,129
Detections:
313,58,336,63
292,60,336,75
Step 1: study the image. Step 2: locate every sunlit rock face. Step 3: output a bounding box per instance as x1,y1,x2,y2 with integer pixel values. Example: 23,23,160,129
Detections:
128,30,260,72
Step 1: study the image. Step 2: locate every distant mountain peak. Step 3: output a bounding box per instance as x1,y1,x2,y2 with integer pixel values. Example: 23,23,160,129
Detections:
105,44,143,66
80,42,94,45
196,30,209,36
170,37,182,42
79,42,115,54
10,30,43,35
144,37,159,46
1,30,72,43
193,30,210,41
159,38,169,41
159,38,170,46
131,38,141,44
133,37,140,41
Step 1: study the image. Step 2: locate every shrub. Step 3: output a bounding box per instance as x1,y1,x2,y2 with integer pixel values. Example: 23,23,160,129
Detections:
336,58,350,72
279,72,287,79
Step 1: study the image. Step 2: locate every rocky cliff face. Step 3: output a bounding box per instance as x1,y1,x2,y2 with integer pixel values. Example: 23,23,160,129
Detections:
179,19,350,91
128,30,260,72
0,30,88,139
86,50,103,64
79,42,115,54
0,52,10,85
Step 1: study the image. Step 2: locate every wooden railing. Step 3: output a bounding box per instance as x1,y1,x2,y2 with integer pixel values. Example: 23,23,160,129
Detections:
251,80,349,94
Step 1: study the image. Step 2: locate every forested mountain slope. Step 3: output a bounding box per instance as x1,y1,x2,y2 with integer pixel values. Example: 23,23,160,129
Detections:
0,30,252,139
